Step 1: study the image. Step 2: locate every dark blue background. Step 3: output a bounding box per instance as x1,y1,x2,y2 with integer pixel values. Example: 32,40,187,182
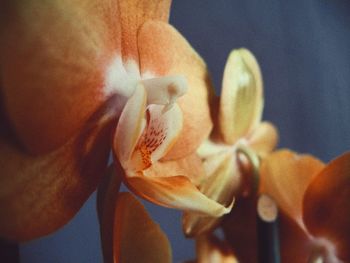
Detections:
21,1,350,262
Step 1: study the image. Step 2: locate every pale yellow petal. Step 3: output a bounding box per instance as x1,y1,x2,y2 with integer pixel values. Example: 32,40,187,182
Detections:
183,152,239,237
114,84,146,168
219,48,263,145
247,121,279,157
125,174,231,217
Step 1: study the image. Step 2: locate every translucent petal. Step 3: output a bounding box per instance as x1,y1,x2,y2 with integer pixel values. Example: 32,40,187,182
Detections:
219,49,263,145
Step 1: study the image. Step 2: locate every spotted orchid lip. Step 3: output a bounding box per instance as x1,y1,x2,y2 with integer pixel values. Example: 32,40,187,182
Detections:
114,74,187,173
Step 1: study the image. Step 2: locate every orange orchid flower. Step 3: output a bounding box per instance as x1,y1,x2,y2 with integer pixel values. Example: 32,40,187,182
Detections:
0,0,223,242
260,150,350,263
183,48,278,237
220,150,349,263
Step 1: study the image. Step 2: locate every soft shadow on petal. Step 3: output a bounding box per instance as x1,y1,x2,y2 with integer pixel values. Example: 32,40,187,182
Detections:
138,21,214,159
279,212,312,263
303,152,350,261
183,152,238,237
113,192,171,263
118,0,171,61
125,174,231,217
247,121,279,157
0,0,121,153
260,150,325,225
0,103,115,241
97,164,122,263
219,49,263,145
145,154,205,185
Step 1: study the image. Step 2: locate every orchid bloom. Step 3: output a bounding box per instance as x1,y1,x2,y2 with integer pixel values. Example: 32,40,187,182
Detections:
220,150,350,263
0,0,223,242
260,150,350,263
182,48,278,237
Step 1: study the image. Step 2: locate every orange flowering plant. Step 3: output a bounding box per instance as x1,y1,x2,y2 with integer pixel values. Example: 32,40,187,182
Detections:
0,0,229,242
1,1,349,263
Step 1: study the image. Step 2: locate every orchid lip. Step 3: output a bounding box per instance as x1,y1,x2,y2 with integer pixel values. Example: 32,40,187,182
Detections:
121,76,187,173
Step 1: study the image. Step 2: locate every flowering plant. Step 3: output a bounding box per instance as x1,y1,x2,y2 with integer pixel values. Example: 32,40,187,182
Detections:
0,1,349,263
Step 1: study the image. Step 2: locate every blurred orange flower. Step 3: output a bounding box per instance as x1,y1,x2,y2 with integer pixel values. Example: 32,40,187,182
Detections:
183,48,278,238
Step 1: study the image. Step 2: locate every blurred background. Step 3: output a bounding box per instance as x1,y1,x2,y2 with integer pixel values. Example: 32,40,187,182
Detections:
21,0,350,262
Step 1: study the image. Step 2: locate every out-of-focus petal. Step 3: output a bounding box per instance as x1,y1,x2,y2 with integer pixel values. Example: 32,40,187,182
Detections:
97,164,122,263
118,0,171,61
113,192,171,263
138,21,214,159
219,49,263,145
0,0,121,153
247,122,279,157
125,173,231,217
196,234,239,263
197,139,228,159
279,212,312,263
260,150,325,227
183,152,238,237
0,105,114,241
303,152,350,261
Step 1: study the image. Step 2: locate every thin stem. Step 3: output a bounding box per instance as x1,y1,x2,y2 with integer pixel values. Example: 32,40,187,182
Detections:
257,194,281,263
236,144,281,263
236,144,260,194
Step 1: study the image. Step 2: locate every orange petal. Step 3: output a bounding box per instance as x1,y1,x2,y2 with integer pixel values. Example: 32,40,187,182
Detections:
97,164,122,263
196,234,239,263
219,49,263,145
259,150,325,226
114,192,171,263
183,152,238,237
144,154,205,186
125,174,231,217
279,212,313,263
118,0,171,61
247,122,279,157
0,0,121,154
0,105,114,241
138,21,214,159
303,152,350,261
